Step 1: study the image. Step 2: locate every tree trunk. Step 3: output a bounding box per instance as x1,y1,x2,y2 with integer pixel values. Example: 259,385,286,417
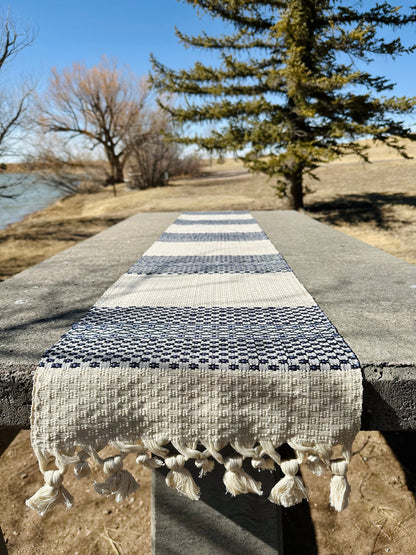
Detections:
104,150,125,196
283,169,304,210
108,156,124,184
105,146,125,184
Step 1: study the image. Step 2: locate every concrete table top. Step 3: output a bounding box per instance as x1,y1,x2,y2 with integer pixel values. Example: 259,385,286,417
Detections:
1,210,415,430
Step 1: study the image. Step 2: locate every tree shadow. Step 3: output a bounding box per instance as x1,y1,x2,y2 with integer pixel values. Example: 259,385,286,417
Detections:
382,432,416,499
155,454,318,554
306,192,416,230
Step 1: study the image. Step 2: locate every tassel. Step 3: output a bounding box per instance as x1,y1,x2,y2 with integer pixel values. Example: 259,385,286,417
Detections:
26,470,73,516
306,455,328,476
94,455,140,503
74,450,91,479
231,441,256,458
269,460,307,507
329,460,350,511
142,438,170,458
204,440,226,464
259,440,282,465
195,457,215,477
74,460,91,479
251,457,275,471
136,452,164,469
172,441,215,476
232,442,275,471
165,455,200,500
223,456,262,496
110,440,164,469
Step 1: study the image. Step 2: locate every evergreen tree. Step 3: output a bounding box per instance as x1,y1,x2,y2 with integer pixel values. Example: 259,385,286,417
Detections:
151,1,416,209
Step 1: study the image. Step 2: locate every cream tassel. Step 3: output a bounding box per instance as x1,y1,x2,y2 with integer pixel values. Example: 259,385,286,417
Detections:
26,470,73,516
136,452,164,469
232,442,275,471
204,440,226,464
94,455,139,502
165,455,200,500
306,455,328,476
195,458,215,477
223,456,262,496
173,441,215,477
74,450,91,479
252,457,275,471
231,441,256,458
269,460,307,507
110,440,164,469
142,438,170,458
329,460,350,511
259,440,282,465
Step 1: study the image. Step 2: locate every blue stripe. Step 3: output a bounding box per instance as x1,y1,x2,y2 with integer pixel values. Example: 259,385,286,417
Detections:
127,255,291,275
39,306,360,372
159,232,268,242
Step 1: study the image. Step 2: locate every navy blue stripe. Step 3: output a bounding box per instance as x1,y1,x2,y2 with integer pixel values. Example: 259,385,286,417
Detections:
159,232,268,242
39,306,360,372
127,255,291,275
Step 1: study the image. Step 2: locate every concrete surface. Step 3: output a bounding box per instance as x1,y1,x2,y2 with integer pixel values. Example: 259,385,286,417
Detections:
253,211,416,430
0,212,179,427
1,210,415,429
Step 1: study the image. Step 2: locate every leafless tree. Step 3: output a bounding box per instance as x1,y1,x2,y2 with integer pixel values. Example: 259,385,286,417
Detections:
39,57,150,188
127,108,202,189
0,11,37,197
25,136,107,196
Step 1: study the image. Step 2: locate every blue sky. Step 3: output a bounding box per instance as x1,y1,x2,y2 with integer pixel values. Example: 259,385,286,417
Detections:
7,0,416,99
8,0,232,90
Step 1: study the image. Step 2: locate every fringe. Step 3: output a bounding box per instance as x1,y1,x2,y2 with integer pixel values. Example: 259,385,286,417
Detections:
26,438,353,515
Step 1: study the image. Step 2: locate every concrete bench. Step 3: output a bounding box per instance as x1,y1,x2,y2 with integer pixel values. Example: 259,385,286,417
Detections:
1,211,415,553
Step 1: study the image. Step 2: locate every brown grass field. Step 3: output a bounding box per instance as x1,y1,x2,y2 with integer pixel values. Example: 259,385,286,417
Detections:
1,141,415,554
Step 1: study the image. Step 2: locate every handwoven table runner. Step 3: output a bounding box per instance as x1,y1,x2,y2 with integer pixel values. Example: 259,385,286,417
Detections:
27,211,362,515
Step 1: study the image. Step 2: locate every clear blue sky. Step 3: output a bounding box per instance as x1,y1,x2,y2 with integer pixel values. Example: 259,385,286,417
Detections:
8,0,416,100
9,0,232,90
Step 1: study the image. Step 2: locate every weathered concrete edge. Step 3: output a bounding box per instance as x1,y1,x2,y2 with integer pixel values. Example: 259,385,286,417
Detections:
361,364,416,430
2,362,415,430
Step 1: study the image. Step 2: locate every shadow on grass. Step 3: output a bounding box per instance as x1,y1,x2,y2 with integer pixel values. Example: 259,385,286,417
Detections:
306,192,416,230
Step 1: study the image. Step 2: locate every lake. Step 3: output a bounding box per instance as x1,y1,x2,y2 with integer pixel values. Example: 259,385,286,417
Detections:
0,174,65,230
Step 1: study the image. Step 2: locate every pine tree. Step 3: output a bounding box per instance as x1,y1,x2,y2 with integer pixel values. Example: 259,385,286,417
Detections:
151,1,416,209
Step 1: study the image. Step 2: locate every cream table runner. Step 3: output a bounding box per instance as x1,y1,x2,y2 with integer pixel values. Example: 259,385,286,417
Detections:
27,211,362,515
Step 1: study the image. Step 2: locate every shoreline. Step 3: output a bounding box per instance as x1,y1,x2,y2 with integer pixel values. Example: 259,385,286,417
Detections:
1,155,415,281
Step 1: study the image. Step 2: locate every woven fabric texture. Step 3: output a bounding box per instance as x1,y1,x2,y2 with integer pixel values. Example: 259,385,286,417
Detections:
27,212,362,515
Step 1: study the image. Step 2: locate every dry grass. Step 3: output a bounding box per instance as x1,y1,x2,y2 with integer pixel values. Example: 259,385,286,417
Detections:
1,140,415,554
1,142,416,281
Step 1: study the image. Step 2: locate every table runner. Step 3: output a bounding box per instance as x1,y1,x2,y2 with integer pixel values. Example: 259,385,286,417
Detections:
27,211,362,516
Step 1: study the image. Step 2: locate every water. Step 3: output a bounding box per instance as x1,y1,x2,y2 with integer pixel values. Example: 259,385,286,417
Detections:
0,174,65,230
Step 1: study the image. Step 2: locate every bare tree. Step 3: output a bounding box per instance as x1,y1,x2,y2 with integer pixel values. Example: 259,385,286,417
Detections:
0,11,37,197
39,57,150,188
127,108,201,189
25,135,107,196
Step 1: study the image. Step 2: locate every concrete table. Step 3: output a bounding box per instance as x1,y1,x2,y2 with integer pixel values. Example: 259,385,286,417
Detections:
1,211,415,554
